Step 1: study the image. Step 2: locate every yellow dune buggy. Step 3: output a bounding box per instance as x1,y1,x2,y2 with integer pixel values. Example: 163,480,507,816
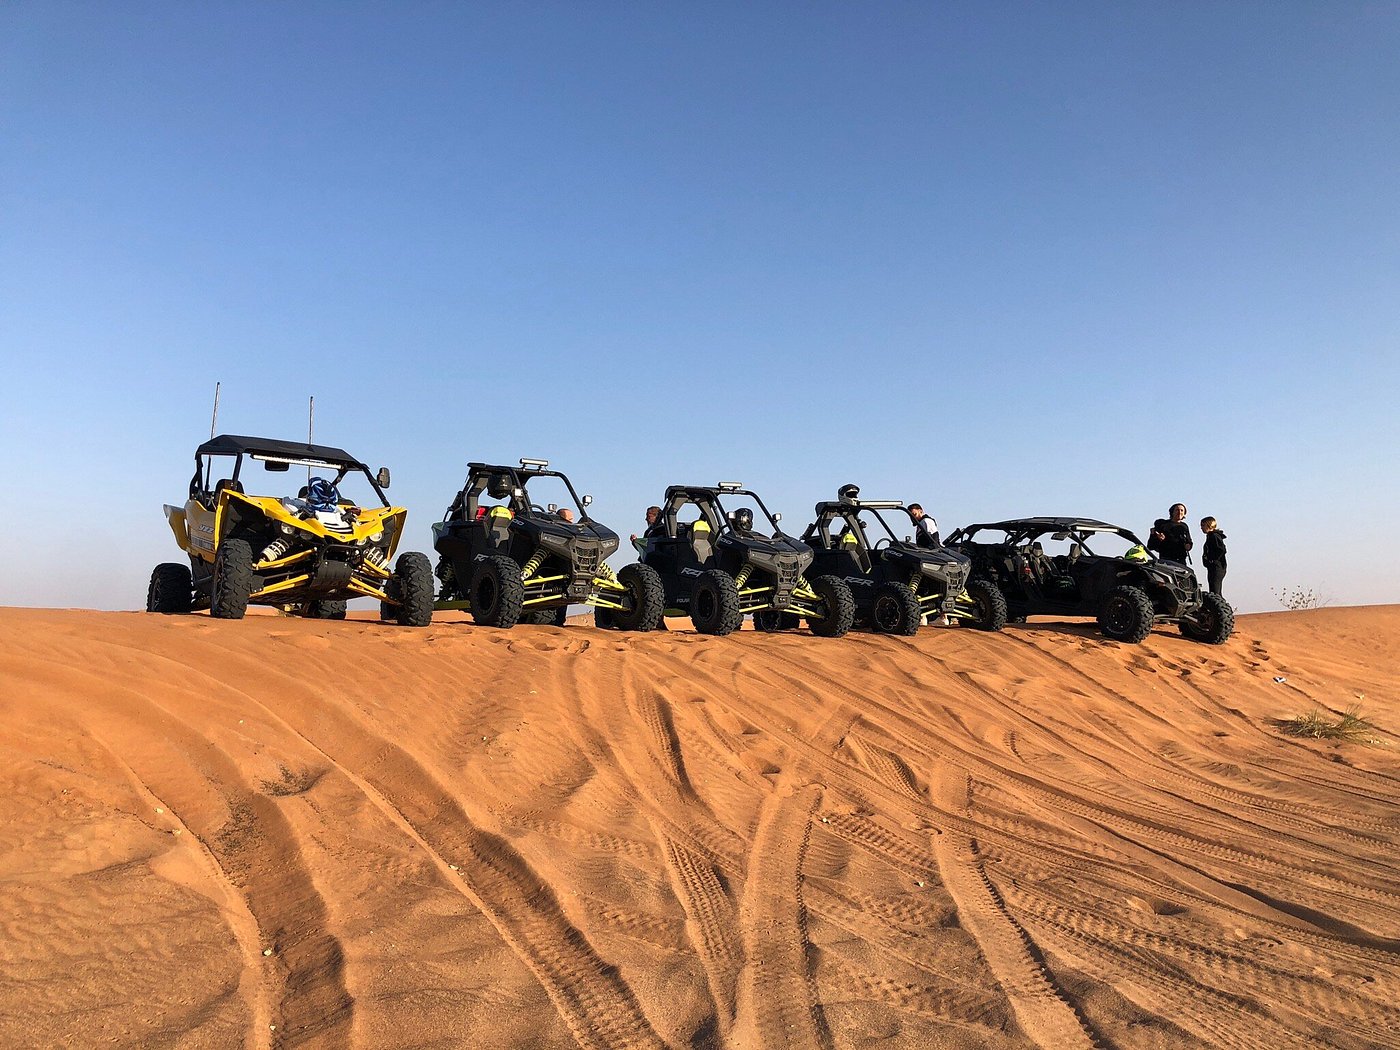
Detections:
148,434,433,625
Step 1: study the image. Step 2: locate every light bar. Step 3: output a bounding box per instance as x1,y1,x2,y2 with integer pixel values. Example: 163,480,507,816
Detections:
717,481,743,491
854,500,903,509
252,454,344,470
520,458,550,469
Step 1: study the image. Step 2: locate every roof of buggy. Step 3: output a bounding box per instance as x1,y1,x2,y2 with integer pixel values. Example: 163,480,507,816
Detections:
196,434,363,466
962,517,1126,533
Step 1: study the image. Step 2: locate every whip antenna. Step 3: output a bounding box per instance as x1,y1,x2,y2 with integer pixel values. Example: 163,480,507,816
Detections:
307,395,314,486
209,381,221,439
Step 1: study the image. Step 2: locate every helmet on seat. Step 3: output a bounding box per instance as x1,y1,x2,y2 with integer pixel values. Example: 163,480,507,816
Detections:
306,477,339,510
486,473,512,500
1125,544,1150,563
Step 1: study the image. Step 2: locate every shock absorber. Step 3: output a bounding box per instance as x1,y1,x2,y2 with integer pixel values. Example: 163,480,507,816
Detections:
260,538,291,563
909,568,923,592
365,547,389,570
734,565,752,589
522,549,548,579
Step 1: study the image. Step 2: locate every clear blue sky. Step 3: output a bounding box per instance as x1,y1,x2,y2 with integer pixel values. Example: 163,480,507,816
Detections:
3,3,1397,613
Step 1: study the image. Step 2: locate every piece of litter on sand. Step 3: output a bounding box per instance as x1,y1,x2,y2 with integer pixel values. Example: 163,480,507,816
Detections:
1273,676,1287,684
155,807,164,814
262,948,273,957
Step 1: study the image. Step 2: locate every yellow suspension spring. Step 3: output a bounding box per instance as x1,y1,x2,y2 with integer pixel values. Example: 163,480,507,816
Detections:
910,569,922,591
522,550,548,579
596,561,617,582
734,565,752,589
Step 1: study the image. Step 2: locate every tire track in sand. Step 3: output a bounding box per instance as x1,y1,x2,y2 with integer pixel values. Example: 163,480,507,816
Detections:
929,770,1100,1050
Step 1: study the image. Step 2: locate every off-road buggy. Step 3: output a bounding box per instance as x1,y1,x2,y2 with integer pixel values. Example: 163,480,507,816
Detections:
148,434,433,625
945,517,1233,644
432,459,663,630
800,491,1007,635
632,483,855,637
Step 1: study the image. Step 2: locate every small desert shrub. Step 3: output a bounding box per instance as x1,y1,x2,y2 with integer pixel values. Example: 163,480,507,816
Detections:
1271,585,1329,611
1274,707,1380,744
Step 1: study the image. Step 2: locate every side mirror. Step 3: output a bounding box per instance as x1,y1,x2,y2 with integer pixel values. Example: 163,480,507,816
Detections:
547,503,558,513
582,494,593,507
773,512,782,523
376,467,391,489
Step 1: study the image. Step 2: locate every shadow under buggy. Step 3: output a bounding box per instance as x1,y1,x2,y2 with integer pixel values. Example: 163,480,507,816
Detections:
946,517,1233,644
630,483,854,637
432,459,662,630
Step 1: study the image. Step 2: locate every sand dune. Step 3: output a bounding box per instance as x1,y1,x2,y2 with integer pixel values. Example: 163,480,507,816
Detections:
2,605,1398,1049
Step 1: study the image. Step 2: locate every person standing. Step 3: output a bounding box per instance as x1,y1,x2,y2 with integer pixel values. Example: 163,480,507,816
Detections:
631,505,662,553
1147,503,1193,563
909,504,941,548
1200,516,1227,596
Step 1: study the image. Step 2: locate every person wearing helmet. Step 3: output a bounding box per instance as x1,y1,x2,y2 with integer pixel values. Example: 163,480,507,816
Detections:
731,507,755,535
838,483,860,504
487,473,513,501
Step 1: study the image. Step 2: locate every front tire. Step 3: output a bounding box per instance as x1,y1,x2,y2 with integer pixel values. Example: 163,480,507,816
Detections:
1181,592,1234,644
390,552,435,627
210,539,255,620
147,563,193,614
871,581,920,635
691,569,742,636
807,575,855,638
610,563,664,631
1098,585,1155,643
470,554,525,628
965,579,1008,632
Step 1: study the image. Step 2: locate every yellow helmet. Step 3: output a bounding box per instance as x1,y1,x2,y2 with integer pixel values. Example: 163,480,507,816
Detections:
1125,544,1149,563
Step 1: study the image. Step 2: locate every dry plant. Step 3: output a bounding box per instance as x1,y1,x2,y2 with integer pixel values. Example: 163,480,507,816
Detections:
1274,706,1381,744
1271,585,1330,611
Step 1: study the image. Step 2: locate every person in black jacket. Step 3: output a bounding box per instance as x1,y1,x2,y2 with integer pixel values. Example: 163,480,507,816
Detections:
1147,503,1193,563
1200,516,1227,596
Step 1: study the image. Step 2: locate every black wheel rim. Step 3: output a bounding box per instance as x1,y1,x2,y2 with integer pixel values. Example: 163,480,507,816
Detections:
1105,597,1131,633
696,589,715,621
873,596,900,632
477,577,498,615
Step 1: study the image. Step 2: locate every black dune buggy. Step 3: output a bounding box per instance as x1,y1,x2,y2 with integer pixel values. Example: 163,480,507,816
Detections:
631,482,855,637
946,517,1233,644
148,434,433,625
800,491,1007,635
432,459,663,630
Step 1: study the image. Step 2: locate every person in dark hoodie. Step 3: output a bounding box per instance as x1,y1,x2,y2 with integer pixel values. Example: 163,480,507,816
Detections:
1147,503,1193,563
1200,516,1227,596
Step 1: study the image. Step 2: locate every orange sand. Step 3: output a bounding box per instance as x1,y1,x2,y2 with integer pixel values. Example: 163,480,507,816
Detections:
2,606,1398,1048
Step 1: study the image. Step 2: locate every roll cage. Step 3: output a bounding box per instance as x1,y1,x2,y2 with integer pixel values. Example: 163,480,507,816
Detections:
804,500,915,555
949,518,1152,560
188,434,390,509
444,461,593,523
653,484,786,541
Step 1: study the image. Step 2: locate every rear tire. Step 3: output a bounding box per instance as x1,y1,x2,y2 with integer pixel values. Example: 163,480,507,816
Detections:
871,581,920,635
306,599,348,620
807,575,855,638
391,552,435,627
1181,592,1234,644
610,563,664,631
965,579,1008,632
691,569,742,636
147,563,193,614
470,554,525,628
210,539,254,620
1098,585,1155,643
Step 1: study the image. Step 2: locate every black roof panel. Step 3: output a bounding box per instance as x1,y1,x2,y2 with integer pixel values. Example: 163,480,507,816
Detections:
196,434,362,466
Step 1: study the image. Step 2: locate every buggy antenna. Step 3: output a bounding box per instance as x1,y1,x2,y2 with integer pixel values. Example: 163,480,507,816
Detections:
209,381,221,439
307,395,314,486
